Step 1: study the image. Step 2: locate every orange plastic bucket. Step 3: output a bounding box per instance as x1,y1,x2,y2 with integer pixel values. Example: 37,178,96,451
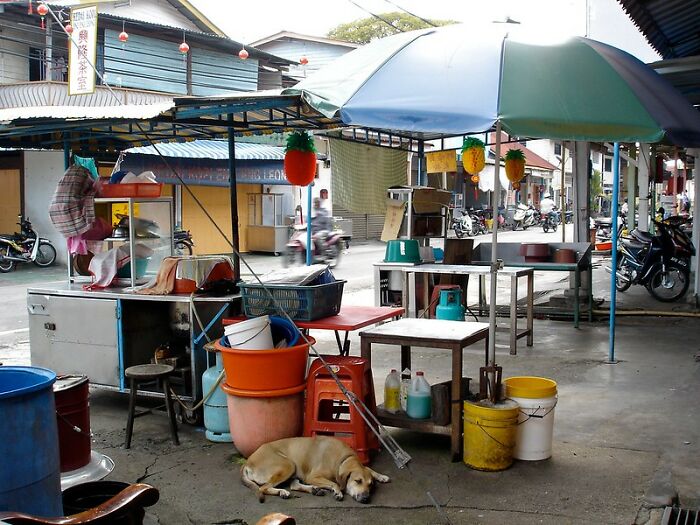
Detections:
215,337,313,392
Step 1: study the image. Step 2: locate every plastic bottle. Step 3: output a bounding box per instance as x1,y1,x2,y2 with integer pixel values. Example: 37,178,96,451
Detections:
400,368,411,412
406,371,432,419
384,369,401,414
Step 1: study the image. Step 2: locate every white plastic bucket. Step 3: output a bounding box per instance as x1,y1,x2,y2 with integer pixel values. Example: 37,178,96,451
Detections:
509,394,557,460
504,376,558,461
224,316,273,350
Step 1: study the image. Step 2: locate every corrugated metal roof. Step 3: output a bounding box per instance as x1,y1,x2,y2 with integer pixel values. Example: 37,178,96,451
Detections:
124,140,285,160
0,102,174,124
618,0,700,59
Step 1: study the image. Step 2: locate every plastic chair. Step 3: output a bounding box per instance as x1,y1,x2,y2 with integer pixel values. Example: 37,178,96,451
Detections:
303,356,379,464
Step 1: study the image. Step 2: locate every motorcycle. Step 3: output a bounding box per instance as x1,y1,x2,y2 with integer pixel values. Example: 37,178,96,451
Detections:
470,209,488,235
541,211,558,233
283,223,350,268
0,215,57,273
607,218,695,302
512,203,537,230
451,209,474,238
174,228,194,255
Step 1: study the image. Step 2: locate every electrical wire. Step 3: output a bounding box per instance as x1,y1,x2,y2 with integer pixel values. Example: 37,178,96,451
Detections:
381,0,439,27
346,0,406,34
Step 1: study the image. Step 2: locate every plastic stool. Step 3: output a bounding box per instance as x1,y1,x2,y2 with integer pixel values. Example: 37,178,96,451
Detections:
124,364,179,449
303,356,378,464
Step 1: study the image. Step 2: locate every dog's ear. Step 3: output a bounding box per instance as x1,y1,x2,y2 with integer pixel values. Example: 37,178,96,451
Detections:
337,460,352,490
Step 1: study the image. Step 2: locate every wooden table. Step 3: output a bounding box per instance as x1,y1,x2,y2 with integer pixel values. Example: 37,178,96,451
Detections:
223,305,404,355
359,318,489,461
402,264,534,355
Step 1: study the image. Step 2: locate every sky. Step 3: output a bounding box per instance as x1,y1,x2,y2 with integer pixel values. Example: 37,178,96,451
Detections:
190,0,660,63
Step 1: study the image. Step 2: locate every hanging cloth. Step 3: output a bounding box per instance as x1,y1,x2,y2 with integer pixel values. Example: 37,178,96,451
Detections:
49,165,97,238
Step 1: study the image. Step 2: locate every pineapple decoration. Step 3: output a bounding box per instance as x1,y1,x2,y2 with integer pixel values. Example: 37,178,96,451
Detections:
504,148,526,187
284,130,317,186
461,137,486,181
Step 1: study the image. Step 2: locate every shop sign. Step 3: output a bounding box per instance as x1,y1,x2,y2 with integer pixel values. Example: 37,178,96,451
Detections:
68,5,98,96
426,150,457,173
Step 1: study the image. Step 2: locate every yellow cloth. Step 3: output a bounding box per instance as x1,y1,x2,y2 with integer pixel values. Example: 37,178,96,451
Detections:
136,257,180,295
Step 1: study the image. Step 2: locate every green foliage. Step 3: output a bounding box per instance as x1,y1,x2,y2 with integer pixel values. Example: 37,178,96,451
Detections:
327,11,457,45
504,148,525,161
285,130,316,153
462,137,485,152
590,169,603,212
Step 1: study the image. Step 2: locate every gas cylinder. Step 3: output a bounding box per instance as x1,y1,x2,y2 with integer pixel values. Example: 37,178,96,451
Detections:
435,289,465,321
202,350,232,442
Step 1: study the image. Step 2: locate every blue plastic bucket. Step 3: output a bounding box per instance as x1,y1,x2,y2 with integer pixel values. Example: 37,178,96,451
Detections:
0,366,62,517
270,316,300,347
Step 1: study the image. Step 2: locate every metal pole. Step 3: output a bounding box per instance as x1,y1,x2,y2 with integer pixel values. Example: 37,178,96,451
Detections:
607,142,621,364
417,141,425,186
627,145,637,230
561,143,566,242
227,126,240,280
488,123,502,375
638,144,650,231
306,183,313,266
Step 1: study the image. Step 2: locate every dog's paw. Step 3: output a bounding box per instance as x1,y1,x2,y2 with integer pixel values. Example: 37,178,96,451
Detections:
311,487,327,496
279,490,291,499
376,474,391,483
334,490,344,501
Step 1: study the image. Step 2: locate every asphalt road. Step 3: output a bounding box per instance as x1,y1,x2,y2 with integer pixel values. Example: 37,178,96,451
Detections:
0,224,575,365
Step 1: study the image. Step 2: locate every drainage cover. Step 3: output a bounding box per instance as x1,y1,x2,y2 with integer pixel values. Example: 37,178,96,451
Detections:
662,506,699,525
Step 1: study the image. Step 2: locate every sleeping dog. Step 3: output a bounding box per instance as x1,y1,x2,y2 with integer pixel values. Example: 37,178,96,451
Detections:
241,436,390,503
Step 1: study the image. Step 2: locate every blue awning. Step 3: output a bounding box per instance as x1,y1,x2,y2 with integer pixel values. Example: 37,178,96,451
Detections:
124,140,285,160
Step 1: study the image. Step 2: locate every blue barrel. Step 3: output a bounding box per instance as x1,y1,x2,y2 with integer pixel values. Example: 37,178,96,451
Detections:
0,366,62,517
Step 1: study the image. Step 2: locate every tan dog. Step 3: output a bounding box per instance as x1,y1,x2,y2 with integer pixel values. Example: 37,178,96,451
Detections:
241,436,390,503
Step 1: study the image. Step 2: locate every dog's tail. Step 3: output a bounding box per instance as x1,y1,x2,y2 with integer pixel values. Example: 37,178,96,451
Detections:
240,464,266,503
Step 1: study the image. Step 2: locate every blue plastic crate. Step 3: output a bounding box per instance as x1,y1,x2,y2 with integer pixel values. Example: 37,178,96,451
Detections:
240,280,345,321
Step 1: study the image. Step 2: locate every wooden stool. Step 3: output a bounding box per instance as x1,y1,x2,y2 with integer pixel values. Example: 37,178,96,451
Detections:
124,364,179,449
303,356,378,464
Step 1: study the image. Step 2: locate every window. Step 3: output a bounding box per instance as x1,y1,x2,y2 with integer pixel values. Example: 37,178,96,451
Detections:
554,142,562,155
604,158,612,172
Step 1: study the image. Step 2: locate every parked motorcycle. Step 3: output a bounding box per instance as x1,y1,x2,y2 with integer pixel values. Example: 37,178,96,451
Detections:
541,211,558,233
283,224,349,268
608,218,695,302
174,228,194,255
451,209,474,238
512,203,537,230
0,215,57,273
470,209,488,235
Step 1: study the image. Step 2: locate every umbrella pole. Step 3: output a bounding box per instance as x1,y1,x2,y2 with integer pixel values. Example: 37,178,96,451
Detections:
487,123,502,397
607,142,621,364
306,183,313,266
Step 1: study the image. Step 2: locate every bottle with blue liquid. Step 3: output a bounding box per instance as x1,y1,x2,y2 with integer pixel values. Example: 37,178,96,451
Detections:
406,371,432,419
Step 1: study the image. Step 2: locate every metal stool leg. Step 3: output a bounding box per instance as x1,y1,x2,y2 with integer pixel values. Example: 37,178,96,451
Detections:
162,378,179,446
125,377,137,449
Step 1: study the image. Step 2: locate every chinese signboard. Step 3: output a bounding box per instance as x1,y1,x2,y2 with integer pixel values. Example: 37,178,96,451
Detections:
426,150,457,173
68,5,97,96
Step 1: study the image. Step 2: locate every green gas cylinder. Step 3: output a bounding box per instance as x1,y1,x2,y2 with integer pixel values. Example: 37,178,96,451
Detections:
435,289,465,321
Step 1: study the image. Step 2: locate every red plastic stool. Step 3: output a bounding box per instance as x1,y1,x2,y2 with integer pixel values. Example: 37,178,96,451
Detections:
303,356,379,464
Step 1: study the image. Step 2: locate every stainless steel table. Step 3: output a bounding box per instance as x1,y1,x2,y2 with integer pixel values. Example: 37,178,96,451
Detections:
402,264,534,355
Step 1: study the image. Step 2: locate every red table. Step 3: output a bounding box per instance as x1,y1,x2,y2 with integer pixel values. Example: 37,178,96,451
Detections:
223,305,404,355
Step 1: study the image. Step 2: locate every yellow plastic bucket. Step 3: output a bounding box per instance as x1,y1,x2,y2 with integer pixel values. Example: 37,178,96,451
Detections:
463,399,519,471
504,376,558,461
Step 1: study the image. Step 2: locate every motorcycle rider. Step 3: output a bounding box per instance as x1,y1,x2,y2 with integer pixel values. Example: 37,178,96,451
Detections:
540,192,556,222
311,197,331,254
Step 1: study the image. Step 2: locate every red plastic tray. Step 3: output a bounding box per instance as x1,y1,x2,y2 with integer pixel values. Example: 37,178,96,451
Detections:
98,183,163,198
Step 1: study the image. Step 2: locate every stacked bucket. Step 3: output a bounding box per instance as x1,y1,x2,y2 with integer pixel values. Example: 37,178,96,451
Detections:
463,376,558,471
214,315,311,457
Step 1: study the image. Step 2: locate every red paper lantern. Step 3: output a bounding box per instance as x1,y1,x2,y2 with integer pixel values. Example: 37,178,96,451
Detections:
300,56,309,65
118,31,129,43
470,174,479,184
37,3,48,16
179,41,190,54
238,48,249,60
65,24,73,35
284,150,317,186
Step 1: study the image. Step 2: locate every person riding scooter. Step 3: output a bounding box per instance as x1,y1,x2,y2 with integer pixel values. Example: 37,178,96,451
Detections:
311,197,331,253
540,193,556,219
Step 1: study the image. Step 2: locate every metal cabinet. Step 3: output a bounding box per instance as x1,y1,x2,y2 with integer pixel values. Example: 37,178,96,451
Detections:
28,294,120,386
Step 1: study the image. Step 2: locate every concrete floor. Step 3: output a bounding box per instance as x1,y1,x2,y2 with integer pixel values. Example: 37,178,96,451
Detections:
84,313,699,525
